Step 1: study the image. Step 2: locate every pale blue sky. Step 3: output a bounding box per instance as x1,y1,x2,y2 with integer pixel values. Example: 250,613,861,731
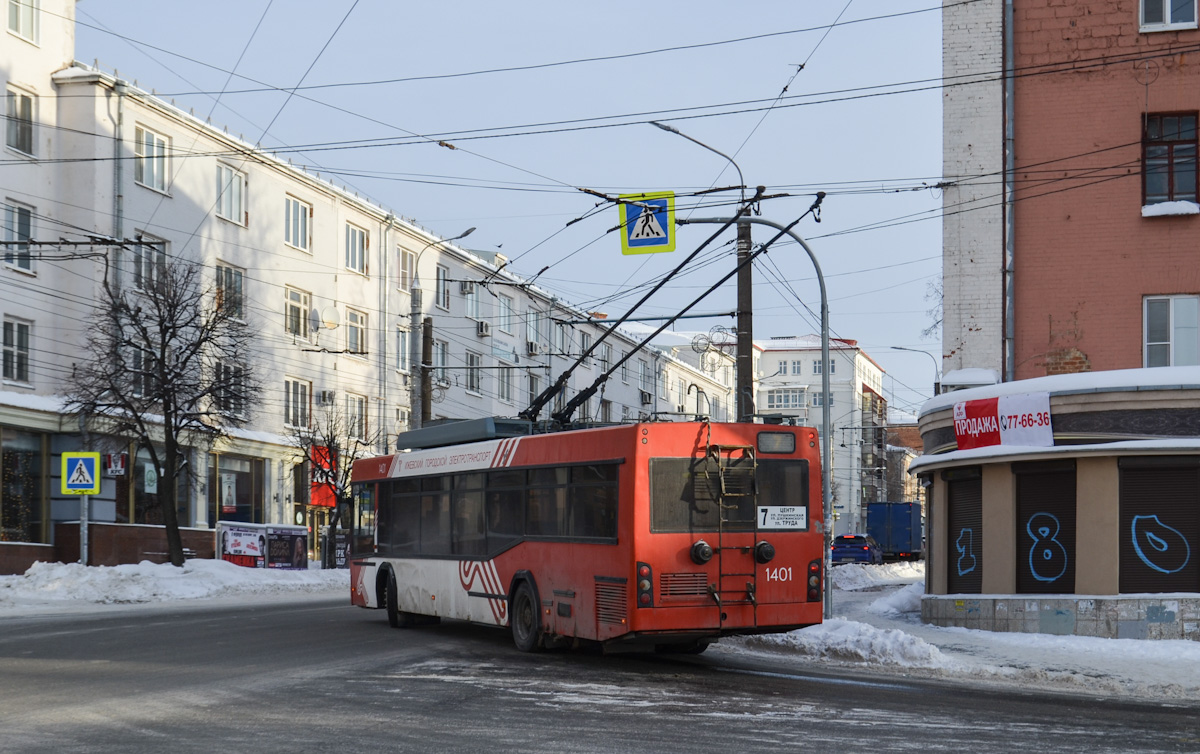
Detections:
74,0,944,415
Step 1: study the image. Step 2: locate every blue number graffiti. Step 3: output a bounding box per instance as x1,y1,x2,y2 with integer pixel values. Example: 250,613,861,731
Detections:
1131,515,1191,575
1026,512,1068,583
955,528,977,577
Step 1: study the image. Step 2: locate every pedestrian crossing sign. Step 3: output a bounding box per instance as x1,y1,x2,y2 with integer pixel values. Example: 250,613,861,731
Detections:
62,452,101,495
619,192,675,255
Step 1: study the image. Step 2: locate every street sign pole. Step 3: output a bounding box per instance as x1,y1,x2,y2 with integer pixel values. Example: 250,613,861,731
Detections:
62,452,101,566
80,494,89,566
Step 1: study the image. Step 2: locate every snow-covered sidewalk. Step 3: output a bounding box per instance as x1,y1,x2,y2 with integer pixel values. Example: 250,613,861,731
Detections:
2,559,1198,702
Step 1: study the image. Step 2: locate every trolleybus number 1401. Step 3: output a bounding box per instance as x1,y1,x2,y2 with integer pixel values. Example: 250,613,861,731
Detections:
765,566,793,582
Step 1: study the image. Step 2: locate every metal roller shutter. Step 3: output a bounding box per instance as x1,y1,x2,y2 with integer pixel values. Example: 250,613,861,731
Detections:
946,476,983,594
1118,460,1199,594
1014,463,1076,594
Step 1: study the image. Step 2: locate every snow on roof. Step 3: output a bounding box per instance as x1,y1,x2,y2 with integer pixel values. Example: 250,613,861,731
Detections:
0,390,66,414
910,437,1200,473
920,366,1200,417
940,367,1000,388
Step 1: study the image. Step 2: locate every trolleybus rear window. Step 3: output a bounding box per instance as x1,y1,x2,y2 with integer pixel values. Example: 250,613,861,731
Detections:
650,457,808,533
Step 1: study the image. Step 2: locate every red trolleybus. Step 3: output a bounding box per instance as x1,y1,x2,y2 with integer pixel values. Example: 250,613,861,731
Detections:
349,420,824,652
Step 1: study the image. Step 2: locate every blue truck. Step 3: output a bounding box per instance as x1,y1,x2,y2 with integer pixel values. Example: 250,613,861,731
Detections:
866,502,924,561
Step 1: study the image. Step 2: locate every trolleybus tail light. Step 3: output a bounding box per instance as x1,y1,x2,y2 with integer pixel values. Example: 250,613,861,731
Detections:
690,539,714,565
636,562,654,608
807,559,822,602
754,540,776,564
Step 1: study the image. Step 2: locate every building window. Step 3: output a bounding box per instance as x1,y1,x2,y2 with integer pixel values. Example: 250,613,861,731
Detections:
791,359,802,375
215,264,244,319
464,282,480,320
399,248,415,290
132,237,165,290
621,353,628,383
346,393,367,439
397,327,410,371
2,318,29,383
528,372,540,406
812,392,833,407
580,332,592,365
600,399,612,422
1145,295,1199,366
346,308,367,355
285,286,310,339
5,88,33,155
466,350,483,393
766,388,805,410
284,378,310,427
215,164,245,224
436,265,450,310
498,294,514,333
812,358,836,375
284,196,310,252
639,359,650,392
1144,113,1198,205
130,346,157,397
345,223,368,275
434,340,448,382
134,125,169,192
1141,0,1197,30
3,201,31,271
7,0,38,42
601,343,612,373
526,308,543,346
214,360,244,416
497,363,513,403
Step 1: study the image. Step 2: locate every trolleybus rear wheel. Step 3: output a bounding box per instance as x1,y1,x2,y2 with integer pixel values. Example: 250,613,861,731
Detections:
510,580,542,652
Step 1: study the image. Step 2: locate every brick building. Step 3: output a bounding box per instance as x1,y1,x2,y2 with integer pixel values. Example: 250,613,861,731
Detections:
942,0,1200,379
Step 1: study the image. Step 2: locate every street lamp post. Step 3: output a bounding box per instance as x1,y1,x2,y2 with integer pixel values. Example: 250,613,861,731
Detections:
408,227,475,430
678,215,834,619
890,346,941,396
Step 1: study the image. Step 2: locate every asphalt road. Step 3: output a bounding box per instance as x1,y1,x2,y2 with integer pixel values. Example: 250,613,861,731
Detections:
1,597,1198,753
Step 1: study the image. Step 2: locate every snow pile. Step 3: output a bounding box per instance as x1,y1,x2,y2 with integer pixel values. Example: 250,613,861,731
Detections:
867,581,924,617
0,559,347,607
734,618,950,668
830,560,924,591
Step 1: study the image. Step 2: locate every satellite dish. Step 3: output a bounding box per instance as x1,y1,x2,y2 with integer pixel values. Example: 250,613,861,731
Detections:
321,306,341,330
308,308,322,332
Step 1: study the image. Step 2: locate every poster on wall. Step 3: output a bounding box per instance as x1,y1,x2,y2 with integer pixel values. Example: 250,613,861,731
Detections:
954,392,1053,451
220,472,237,513
266,526,308,570
217,522,265,568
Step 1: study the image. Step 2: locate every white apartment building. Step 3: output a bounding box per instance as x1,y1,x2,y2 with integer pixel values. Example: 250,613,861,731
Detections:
0,0,728,564
754,335,886,536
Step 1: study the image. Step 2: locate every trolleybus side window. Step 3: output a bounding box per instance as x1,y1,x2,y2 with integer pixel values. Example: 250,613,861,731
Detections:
420,476,452,555
569,464,618,539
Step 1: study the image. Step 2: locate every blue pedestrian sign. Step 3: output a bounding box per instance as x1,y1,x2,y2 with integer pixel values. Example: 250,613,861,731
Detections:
619,192,675,255
62,452,101,495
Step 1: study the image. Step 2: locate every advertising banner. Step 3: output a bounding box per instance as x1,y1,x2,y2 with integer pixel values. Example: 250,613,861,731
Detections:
954,392,1053,450
217,522,266,568
266,525,308,570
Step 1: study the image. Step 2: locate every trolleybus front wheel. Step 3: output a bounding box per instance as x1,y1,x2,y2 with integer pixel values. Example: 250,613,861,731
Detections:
510,580,542,652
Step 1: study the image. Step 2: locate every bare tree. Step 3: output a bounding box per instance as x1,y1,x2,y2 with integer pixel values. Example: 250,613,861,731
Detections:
921,278,943,340
66,254,261,566
289,401,382,562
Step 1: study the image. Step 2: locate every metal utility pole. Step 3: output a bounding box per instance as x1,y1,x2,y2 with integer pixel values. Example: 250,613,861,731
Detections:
736,220,754,421
420,317,433,425
408,227,475,430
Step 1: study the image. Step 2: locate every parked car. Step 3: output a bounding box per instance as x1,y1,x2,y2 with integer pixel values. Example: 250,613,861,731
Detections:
831,534,883,565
